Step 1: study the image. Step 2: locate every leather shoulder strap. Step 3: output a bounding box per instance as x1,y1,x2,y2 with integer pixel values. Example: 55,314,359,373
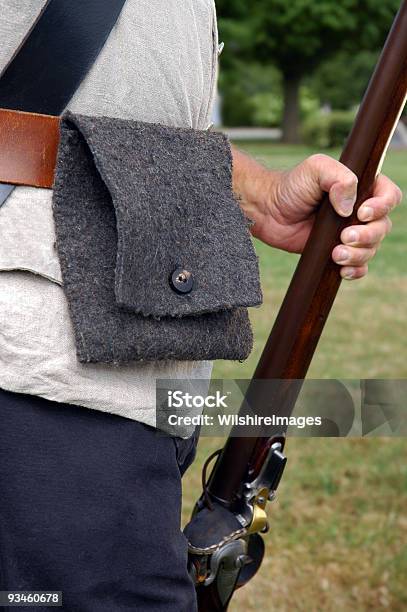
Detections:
0,0,128,114
0,0,128,205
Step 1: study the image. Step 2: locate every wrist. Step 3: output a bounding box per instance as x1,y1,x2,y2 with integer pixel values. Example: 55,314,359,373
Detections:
231,146,282,223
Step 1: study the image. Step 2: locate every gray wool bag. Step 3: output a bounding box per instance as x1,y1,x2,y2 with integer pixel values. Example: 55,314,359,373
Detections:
52,112,262,364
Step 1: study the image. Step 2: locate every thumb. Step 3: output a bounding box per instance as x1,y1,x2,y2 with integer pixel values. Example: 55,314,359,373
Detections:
306,154,358,217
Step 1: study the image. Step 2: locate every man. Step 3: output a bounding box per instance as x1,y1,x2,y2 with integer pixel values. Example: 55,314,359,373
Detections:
0,1,402,611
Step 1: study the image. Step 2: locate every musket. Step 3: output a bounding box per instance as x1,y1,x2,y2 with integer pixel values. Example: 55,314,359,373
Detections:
184,2,407,609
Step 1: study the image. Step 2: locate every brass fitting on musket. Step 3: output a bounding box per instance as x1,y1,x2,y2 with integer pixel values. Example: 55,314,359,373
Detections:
238,441,287,535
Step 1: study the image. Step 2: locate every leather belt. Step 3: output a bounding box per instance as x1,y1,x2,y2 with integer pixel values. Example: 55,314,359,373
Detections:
0,108,60,189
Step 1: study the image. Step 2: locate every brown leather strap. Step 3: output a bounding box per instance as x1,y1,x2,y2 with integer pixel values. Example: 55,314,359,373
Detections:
0,108,60,189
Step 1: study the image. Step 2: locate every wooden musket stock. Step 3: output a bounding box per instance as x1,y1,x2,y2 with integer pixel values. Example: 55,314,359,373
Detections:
193,4,407,610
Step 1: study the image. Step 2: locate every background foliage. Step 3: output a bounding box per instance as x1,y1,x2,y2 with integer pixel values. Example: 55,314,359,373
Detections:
215,0,401,142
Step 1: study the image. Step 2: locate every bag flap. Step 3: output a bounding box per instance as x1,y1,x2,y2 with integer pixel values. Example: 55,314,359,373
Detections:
58,112,262,318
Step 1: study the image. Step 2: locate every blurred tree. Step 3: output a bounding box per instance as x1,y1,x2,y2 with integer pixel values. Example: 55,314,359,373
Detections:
216,0,399,142
219,61,281,126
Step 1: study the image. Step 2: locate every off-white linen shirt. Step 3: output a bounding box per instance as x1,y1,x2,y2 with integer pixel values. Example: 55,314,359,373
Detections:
0,0,219,428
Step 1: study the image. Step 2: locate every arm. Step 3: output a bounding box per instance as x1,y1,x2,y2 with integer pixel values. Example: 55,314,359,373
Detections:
231,146,402,280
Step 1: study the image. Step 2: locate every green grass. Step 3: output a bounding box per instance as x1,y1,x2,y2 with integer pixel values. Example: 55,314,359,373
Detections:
182,144,407,611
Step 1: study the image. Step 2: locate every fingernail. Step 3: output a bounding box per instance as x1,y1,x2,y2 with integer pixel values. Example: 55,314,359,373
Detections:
339,197,355,216
342,268,354,280
345,230,358,244
359,206,373,222
335,247,349,263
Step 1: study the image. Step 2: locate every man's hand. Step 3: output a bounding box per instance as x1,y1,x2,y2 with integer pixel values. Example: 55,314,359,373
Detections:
232,148,402,280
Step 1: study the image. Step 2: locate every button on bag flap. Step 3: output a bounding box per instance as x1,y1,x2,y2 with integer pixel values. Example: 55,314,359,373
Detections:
52,112,262,364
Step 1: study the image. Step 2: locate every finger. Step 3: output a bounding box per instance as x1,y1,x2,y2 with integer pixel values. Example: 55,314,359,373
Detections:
306,154,358,217
332,245,376,266
340,217,392,248
340,264,368,281
357,175,403,222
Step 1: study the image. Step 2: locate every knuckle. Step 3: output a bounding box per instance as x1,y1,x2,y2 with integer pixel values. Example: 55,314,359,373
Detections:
309,153,329,165
384,203,392,216
360,264,368,278
357,248,374,264
343,172,358,190
305,153,329,171
351,250,363,264
361,228,373,245
357,250,368,264
368,247,377,261
395,186,403,204
357,264,368,278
